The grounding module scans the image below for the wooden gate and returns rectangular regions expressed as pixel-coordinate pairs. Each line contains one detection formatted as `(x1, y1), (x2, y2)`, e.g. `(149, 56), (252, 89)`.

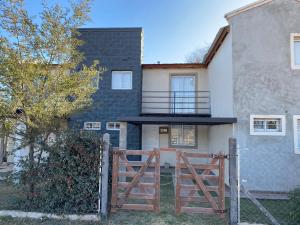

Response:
(175, 152), (226, 216)
(111, 148), (160, 213)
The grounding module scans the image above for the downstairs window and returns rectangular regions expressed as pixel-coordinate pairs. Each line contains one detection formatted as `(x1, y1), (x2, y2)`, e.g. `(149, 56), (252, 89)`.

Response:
(170, 125), (196, 147)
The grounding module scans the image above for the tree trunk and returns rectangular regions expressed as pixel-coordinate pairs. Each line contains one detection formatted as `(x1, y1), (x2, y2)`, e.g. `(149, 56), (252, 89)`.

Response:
(0, 137), (4, 165)
(28, 137), (35, 201)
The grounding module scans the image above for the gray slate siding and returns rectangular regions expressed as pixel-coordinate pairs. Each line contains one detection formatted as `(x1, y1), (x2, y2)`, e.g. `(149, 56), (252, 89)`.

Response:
(70, 28), (143, 150)
(230, 0), (300, 191)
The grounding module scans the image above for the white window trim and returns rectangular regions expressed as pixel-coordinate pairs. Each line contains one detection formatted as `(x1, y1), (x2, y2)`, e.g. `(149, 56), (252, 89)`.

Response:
(83, 122), (101, 131)
(293, 115), (300, 154)
(291, 33), (300, 70)
(111, 71), (133, 90)
(106, 122), (120, 131)
(250, 115), (286, 136)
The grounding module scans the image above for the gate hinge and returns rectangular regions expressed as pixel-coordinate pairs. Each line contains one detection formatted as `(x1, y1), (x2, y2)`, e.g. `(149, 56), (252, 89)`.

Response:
(214, 209), (227, 214)
(111, 204), (122, 209)
(113, 150), (125, 155)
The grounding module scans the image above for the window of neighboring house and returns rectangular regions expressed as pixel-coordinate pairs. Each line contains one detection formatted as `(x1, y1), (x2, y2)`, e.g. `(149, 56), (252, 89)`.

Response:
(250, 115), (286, 136)
(106, 122), (121, 131)
(170, 125), (196, 147)
(293, 115), (300, 154)
(291, 33), (300, 69)
(83, 122), (101, 130)
(112, 71), (132, 90)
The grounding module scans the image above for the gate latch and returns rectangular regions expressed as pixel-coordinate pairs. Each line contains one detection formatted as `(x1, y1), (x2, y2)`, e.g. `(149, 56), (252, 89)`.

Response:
(211, 153), (229, 159)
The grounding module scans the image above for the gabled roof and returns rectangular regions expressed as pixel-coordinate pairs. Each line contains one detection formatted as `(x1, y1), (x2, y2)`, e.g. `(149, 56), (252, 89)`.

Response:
(202, 26), (230, 66)
(225, 0), (273, 19)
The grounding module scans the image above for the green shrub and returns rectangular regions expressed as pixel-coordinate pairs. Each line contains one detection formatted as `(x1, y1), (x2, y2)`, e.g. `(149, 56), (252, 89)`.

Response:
(289, 187), (300, 224)
(19, 130), (103, 214)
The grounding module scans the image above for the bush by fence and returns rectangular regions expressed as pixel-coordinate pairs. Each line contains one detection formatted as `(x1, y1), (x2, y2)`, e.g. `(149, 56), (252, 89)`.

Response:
(15, 130), (103, 214)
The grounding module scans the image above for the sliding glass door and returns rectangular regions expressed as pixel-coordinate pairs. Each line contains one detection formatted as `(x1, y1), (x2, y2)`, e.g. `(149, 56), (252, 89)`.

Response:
(171, 75), (195, 114)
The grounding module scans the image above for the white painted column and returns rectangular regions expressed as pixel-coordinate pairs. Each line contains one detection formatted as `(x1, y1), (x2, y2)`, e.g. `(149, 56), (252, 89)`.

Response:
(119, 122), (127, 182)
(119, 122), (127, 149)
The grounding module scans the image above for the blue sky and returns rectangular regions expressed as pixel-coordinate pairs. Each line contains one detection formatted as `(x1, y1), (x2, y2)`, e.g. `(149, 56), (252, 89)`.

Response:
(25, 0), (255, 63)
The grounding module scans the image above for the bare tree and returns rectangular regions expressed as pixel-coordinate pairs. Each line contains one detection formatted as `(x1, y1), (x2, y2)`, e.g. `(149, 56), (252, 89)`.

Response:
(185, 43), (211, 63)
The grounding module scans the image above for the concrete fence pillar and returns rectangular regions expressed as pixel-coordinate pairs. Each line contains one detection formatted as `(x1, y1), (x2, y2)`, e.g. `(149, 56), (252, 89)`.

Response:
(229, 138), (239, 225)
(100, 133), (110, 217)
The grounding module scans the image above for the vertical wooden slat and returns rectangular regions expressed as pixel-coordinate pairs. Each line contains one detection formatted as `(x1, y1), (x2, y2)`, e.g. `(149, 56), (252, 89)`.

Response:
(110, 148), (120, 213)
(219, 155), (225, 217)
(175, 150), (181, 215)
(154, 148), (160, 213)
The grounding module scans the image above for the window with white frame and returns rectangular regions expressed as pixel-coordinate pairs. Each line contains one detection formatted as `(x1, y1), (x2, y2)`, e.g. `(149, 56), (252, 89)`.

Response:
(170, 125), (196, 147)
(106, 122), (121, 131)
(83, 122), (101, 130)
(293, 115), (300, 154)
(112, 71), (132, 90)
(291, 33), (300, 69)
(250, 115), (286, 136)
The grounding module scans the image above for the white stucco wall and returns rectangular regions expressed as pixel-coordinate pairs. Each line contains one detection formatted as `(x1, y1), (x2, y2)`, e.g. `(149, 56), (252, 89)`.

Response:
(142, 125), (209, 166)
(142, 68), (209, 114)
(208, 32), (234, 117)
(208, 124), (234, 184)
(230, 0), (300, 192)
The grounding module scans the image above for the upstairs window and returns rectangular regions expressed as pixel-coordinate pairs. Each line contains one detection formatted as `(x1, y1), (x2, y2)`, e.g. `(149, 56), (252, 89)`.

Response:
(291, 33), (300, 69)
(250, 115), (285, 136)
(83, 122), (101, 130)
(293, 116), (300, 154)
(170, 125), (196, 147)
(112, 71), (132, 90)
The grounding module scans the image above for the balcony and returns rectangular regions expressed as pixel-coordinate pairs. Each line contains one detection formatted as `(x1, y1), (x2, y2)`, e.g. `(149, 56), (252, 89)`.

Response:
(141, 91), (211, 116)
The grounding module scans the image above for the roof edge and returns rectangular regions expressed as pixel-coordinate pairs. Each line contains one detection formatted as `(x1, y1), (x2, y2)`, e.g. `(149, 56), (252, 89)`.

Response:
(77, 27), (143, 32)
(142, 63), (206, 69)
(225, 0), (273, 19)
(203, 26), (230, 66)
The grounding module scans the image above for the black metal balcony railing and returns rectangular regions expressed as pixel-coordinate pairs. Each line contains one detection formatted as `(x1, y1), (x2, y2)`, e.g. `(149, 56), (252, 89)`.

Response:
(141, 91), (210, 115)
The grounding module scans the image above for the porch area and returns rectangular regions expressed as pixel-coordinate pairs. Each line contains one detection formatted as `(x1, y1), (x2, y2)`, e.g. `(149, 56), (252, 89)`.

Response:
(117, 116), (237, 183)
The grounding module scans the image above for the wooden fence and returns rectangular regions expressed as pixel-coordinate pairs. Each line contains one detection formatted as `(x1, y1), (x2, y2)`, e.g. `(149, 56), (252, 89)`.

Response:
(175, 151), (226, 217)
(110, 147), (227, 217)
(110, 149), (160, 212)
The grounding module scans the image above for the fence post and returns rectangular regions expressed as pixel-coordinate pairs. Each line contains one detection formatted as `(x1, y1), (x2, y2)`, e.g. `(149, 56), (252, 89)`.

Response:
(100, 133), (110, 217)
(229, 138), (239, 225)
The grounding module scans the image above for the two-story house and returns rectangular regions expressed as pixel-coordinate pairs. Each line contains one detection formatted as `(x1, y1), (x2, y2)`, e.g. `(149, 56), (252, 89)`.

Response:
(4, 0), (300, 193)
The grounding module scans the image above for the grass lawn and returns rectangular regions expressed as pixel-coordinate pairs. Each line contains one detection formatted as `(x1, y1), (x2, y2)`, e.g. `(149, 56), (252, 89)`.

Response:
(240, 197), (296, 225)
(0, 172), (296, 225)
(0, 181), (25, 210)
(0, 173), (227, 225)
